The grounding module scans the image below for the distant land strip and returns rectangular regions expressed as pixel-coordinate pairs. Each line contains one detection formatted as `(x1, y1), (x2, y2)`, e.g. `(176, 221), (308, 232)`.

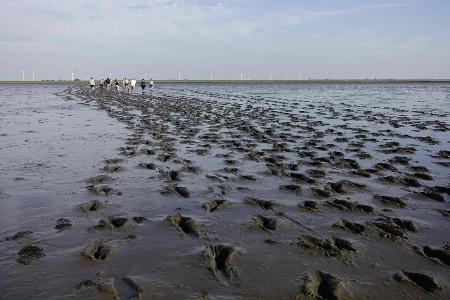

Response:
(1, 79), (450, 84)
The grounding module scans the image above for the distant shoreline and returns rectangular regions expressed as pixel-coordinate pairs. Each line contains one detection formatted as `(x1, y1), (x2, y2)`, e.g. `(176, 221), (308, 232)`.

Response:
(1, 79), (450, 84)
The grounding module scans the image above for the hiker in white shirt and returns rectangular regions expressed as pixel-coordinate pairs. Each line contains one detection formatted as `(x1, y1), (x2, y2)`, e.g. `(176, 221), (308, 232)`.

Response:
(130, 79), (136, 94)
(89, 77), (95, 91)
(124, 78), (130, 93)
(149, 79), (154, 90)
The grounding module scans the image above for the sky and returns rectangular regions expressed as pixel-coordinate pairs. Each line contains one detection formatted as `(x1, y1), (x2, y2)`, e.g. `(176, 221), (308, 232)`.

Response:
(1, 0), (449, 80)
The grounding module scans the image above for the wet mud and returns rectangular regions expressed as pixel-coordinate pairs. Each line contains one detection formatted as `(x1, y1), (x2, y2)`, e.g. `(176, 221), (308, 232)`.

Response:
(1, 83), (449, 299)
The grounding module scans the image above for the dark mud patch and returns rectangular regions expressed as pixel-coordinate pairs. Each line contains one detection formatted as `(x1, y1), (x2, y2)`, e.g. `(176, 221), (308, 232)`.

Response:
(202, 199), (230, 212)
(139, 162), (156, 170)
(94, 216), (131, 230)
(254, 215), (278, 231)
(86, 185), (122, 196)
(55, 218), (72, 231)
(161, 185), (191, 198)
(240, 174), (257, 181)
(104, 158), (124, 164)
(79, 200), (107, 212)
(393, 271), (442, 292)
(280, 184), (302, 194)
(167, 214), (200, 237)
(310, 187), (332, 198)
(17, 244), (44, 265)
(326, 199), (374, 213)
(132, 216), (148, 224)
(86, 175), (114, 184)
(175, 186), (190, 198)
(244, 196), (278, 210)
(370, 219), (413, 242)
(300, 200), (320, 210)
(5, 231), (33, 241)
(420, 187), (447, 202)
(374, 194), (406, 208)
(301, 271), (347, 300)
(204, 244), (240, 285)
(298, 234), (356, 260)
(328, 180), (366, 194)
(307, 169), (326, 178)
(289, 172), (316, 184)
(435, 150), (450, 159)
(83, 240), (112, 262)
(102, 164), (123, 173)
(160, 169), (182, 182)
(333, 219), (367, 234)
(414, 245), (450, 266)
(411, 172), (433, 181)
(76, 278), (120, 299)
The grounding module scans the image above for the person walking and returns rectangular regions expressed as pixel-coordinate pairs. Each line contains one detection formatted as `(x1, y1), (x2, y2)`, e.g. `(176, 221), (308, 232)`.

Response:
(105, 78), (111, 91)
(149, 79), (154, 90)
(140, 79), (146, 94)
(100, 78), (105, 90)
(124, 78), (130, 93)
(115, 79), (120, 92)
(130, 78), (136, 94)
(89, 77), (95, 91)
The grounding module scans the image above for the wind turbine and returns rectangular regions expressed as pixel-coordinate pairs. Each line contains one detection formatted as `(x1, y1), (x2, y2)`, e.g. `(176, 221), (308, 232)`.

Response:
(210, 72), (213, 80)
(32, 72), (35, 81)
(22, 70), (25, 81)
(178, 72), (181, 80)
(240, 72), (243, 80)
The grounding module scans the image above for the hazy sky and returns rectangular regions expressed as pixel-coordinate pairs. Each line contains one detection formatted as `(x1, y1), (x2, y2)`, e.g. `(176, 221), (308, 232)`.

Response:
(1, 0), (449, 80)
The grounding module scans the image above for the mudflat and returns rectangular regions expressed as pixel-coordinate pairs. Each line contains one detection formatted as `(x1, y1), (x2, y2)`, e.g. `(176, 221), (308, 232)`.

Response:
(0, 83), (449, 299)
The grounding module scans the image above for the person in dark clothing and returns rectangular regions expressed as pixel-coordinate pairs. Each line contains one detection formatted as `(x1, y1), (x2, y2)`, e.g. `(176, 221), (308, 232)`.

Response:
(140, 79), (146, 94)
(105, 78), (111, 91)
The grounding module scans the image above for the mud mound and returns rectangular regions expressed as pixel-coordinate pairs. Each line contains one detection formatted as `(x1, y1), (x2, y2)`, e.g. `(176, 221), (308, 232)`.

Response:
(280, 184), (302, 194)
(333, 219), (366, 234)
(300, 200), (320, 210)
(414, 245), (450, 266)
(79, 200), (107, 212)
(86, 185), (122, 196)
(302, 271), (347, 300)
(289, 172), (316, 184)
(5, 231), (32, 241)
(244, 196), (278, 210)
(204, 244), (239, 284)
(202, 199), (230, 212)
(17, 244), (45, 265)
(55, 218), (72, 231)
(298, 234), (356, 259)
(86, 175), (114, 184)
(374, 195), (406, 208)
(328, 180), (366, 193)
(393, 271), (441, 292)
(167, 214), (200, 237)
(83, 240), (112, 262)
(326, 199), (374, 213)
(254, 215), (278, 231)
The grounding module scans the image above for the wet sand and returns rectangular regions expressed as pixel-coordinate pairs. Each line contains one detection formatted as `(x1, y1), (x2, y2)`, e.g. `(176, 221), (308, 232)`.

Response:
(0, 83), (449, 299)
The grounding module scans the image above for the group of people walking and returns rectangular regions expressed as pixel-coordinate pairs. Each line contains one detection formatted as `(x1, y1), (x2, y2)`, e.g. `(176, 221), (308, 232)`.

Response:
(89, 77), (154, 94)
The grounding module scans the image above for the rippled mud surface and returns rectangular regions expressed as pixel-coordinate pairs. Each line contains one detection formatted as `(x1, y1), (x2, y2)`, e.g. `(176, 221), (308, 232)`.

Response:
(1, 83), (449, 299)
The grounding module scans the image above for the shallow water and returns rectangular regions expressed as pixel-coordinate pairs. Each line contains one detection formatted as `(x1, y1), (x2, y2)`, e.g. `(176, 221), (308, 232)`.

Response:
(0, 83), (449, 299)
